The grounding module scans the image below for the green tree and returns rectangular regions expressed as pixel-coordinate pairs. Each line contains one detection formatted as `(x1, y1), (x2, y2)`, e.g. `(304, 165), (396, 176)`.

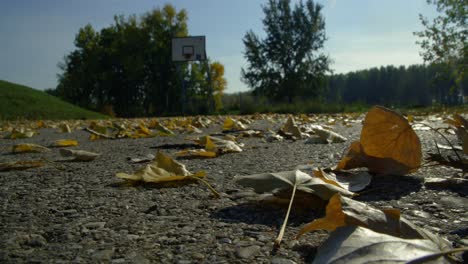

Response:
(55, 4), (203, 117)
(415, 0), (467, 89)
(241, 0), (330, 103)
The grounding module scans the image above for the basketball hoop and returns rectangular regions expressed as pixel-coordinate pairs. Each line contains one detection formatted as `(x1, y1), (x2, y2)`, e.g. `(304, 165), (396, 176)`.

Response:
(172, 36), (206, 62)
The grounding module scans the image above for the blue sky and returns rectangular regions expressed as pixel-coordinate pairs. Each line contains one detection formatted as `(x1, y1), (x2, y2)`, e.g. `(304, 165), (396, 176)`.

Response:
(0, 0), (437, 93)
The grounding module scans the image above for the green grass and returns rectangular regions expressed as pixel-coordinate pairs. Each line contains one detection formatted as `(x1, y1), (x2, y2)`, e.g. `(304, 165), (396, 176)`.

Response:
(0, 80), (107, 120)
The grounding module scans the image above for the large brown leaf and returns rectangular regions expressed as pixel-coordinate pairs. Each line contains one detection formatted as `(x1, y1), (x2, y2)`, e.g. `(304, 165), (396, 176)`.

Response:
(337, 106), (422, 175)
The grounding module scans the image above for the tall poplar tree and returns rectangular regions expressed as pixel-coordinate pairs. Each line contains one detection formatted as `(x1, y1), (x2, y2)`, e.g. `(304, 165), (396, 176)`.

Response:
(241, 0), (330, 103)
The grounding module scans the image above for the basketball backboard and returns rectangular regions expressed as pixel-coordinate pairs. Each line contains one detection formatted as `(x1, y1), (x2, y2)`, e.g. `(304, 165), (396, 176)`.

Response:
(172, 36), (206, 62)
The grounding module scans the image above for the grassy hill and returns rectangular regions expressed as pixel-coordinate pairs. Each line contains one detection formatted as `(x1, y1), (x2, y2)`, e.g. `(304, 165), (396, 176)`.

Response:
(0, 80), (107, 120)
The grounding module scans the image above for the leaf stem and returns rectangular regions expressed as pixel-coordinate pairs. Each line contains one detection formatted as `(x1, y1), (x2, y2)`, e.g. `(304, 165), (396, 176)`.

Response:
(274, 182), (297, 248)
(413, 122), (462, 162)
(189, 176), (221, 199)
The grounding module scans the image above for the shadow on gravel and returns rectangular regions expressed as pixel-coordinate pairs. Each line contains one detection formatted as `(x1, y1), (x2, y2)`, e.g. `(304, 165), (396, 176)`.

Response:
(425, 182), (468, 197)
(211, 203), (321, 227)
(151, 143), (199, 150)
(354, 174), (423, 202)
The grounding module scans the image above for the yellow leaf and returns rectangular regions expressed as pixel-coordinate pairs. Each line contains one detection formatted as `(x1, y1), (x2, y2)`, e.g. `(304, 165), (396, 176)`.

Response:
(407, 115), (414, 123)
(5, 129), (35, 139)
(60, 123), (72, 133)
(36, 121), (45, 129)
(205, 136), (217, 151)
(54, 139), (78, 147)
(223, 117), (235, 131)
(296, 194), (345, 237)
(117, 152), (197, 183)
(12, 143), (50, 153)
(175, 149), (217, 158)
(115, 152), (218, 197)
(138, 122), (153, 136)
(337, 106), (422, 175)
(0, 160), (45, 171)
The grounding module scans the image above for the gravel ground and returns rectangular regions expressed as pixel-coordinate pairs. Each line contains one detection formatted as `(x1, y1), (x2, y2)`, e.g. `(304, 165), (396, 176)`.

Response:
(0, 116), (467, 263)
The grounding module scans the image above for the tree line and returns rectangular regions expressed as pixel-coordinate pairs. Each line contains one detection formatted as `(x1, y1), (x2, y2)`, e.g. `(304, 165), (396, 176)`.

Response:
(326, 64), (467, 107)
(49, 4), (226, 117)
(50, 0), (465, 117)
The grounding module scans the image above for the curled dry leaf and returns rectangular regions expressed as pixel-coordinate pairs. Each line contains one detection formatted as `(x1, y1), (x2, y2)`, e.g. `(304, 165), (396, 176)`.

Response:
(117, 152), (204, 183)
(0, 160), (45, 171)
(53, 139), (79, 147)
(175, 149), (217, 159)
(313, 168), (371, 192)
(234, 170), (354, 201)
(312, 226), (451, 264)
(12, 143), (50, 153)
(59, 149), (100, 161)
(297, 193), (451, 251)
(279, 116), (303, 139)
(127, 154), (155, 163)
(152, 121), (175, 136)
(197, 136), (242, 154)
(312, 127), (347, 143)
(337, 106), (422, 175)
(223, 117), (247, 131)
(116, 152), (219, 197)
(59, 123), (72, 133)
(4, 129), (35, 139)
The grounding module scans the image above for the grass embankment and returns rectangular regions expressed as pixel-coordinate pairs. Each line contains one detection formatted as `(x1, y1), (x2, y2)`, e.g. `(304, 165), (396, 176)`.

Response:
(0, 80), (107, 120)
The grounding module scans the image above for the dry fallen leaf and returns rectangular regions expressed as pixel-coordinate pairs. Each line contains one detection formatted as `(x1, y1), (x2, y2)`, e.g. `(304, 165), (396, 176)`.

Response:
(446, 114), (468, 155)
(337, 106), (422, 175)
(235, 170), (354, 201)
(12, 143), (50, 153)
(312, 127), (347, 143)
(4, 129), (36, 139)
(0, 160), (45, 171)
(279, 116), (303, 139)
(223, 117), (247, 131)
(175, 149), (217, 159)
(53, 139), (79, 147)
(312, 226), (452, 264)
(197, 136), (242, 154)
(59, 149), (100, 161)
(297, 193), (451, 251)
(116, 152), (219, 197)
(59, 123), (72, 133)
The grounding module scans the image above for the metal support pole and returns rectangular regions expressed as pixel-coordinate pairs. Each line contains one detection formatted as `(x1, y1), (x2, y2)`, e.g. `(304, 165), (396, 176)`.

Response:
(204, 51), (215, 113)
(176, 63), (187, 115)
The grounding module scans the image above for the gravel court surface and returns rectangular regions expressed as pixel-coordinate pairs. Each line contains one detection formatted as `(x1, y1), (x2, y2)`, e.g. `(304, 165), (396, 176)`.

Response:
(0, 116), (467, 263)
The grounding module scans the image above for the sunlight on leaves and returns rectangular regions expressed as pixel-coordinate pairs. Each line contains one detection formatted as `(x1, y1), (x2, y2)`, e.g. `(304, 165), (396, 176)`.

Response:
(337, 106), (422, 175)
(53, 139), (79, 147)
(0, 160), (45, 171)
(116, 152), (219, 197)
(12, 143), (50, 153)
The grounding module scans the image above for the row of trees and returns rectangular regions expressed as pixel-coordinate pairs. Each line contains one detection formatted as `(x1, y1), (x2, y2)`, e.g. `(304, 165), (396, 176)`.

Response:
(51, 5), (226, 117)
(326, 64), (467, 107)
(240, 0), (466, 107)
